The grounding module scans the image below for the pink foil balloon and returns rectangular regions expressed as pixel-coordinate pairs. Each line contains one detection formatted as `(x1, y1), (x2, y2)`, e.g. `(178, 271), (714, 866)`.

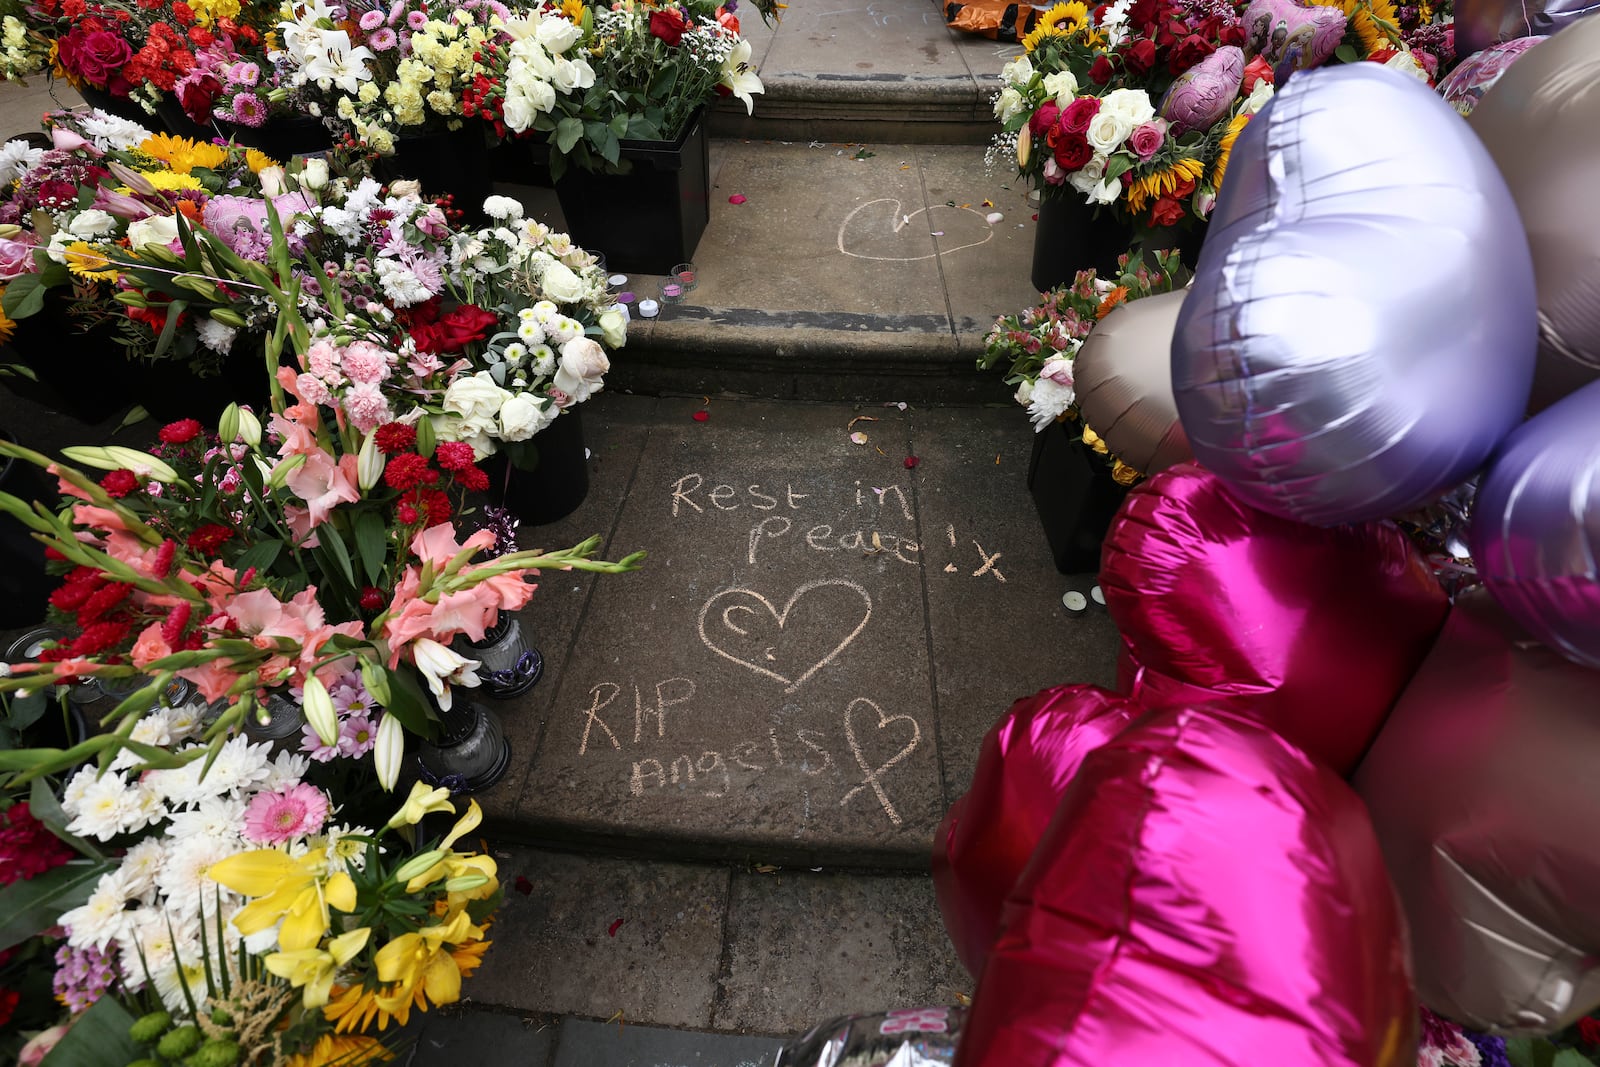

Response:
(933, 685), (1139, 978)
(1158, 45), (1245, 135)
(1242, 0), (1346, 69)
(1355, 588), (1600, 1033)
(1099, 463), (1449, 774)
(956, 706), (1418, 1067)
(1437, 37), (1547, 116)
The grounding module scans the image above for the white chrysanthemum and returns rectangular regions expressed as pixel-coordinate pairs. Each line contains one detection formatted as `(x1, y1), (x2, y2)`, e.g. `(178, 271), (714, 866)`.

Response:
(60, 765), (98, 817)
(375, 259), (432, 306)
(166, 794), (246, 842)
(0, 138), (43, 188)
(118, 838), (168, 900)
(195, 735), (273, 799)
(156, 834), (239, 914)
(152, 954), (214, 1013)
(109, 709), (177, 772)
(1026, 377), (1077, 431)
(79, 111), (155, 151)
(66, 773), (136, 841)
(119, 780), (168, 836)
(262, 748), (311, 791)
(61, 870), (138, 949)
(530, 344), (556, 379)
(549, 315), (583, 344)
(165, 702), (206, 743)
(482, 195), (524, 221)
(530, 299), (558, 325)
(196, 318), (239, 354)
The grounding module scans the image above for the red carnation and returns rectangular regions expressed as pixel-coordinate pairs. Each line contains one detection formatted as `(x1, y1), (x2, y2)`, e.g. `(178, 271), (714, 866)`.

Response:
(374, 422), (418, 455)
(649, 7), (688, 45)
(159, 418), (203, 444)
(1059, 95), (1101, 134)
(77, 580), (132, 625)
(100, 469), (139, 497)
(160, 602), (191, 646)
(433, 441), (476, 472)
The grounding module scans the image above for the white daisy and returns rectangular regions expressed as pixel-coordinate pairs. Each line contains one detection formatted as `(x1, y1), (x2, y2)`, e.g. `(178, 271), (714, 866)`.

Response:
(119, 838), (168, 900)
(59, 765), (98, 818)
(61, 869), (138, 949)
(156, 834), (240, 915)
(0, 138), (43, 188)
(66, 773), (136, 841)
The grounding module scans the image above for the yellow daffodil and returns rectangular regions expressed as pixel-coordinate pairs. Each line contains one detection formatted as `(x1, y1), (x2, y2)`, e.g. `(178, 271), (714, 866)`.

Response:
(386, 781), (454, 829)
(265, 927), (372, 1009)
(208, 847), (357, 952)
(373, 911), (483, 1017)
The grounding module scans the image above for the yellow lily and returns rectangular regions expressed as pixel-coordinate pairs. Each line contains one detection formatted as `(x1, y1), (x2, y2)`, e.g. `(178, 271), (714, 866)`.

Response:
(208, 847), (357, 952)
(399, 801), (489, 894)
(406, 852), (499, 908)
(264, 927), (372, 1009)
(373, 911), (483, 1012)
(386, 781), (454, 829)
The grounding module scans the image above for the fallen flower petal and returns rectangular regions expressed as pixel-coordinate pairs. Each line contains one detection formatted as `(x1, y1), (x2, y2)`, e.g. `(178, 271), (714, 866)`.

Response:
(693, 410), (710, 422)
(846, 415), (879, 430)
(728, 194), (748, 204)
(514, 876), (533, 895)
(850, 432), (868, 445)
(986, 212), (1004, 224)
(904, 456), (920, 469)
(608, 918), (625, 937)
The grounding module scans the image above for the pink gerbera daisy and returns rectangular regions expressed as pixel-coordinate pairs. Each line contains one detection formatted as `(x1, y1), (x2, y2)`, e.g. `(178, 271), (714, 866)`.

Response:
(242, 783), (330, 845)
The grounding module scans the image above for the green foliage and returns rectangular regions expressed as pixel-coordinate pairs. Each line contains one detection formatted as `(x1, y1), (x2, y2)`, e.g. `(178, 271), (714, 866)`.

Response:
(0, 859), (115, 953)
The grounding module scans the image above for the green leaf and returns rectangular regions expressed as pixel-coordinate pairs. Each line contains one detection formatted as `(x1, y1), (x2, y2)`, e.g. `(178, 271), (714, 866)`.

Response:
(0, 859), (115, 952)
(37, 992), (138, 1067)
(599, 129), (621, 167)
(232, 539), (283, 577)
(2, 273), (47, 320)
(152, 296), (188, 359)
(354, 509), (388, 586)
(28, 779), (103, 861)
(1551, 1051), (1595, 1067)
(5, 690), (47, 732)
(1105, 153), (1136, 182)
(608, 114), (628, 138)
(555, 116), (583, 154)
(1504, 1037), (1556, 1067)
(1335, 42), (1358, 62)
(415, 415), (436, 459)
(382, 669), (438, 739)
(319, 525), (357, 589)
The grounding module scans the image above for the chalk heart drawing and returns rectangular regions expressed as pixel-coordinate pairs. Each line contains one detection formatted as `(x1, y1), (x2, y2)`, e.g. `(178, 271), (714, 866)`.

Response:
(697, 579), (873, 693)
(841, 696), (921, 827)
(837, 198), (994, 262)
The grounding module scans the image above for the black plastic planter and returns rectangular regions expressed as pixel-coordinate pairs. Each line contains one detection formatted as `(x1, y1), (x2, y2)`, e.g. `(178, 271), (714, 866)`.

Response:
(1026, 419), (1132, 576)
(481, 407), (590, 526)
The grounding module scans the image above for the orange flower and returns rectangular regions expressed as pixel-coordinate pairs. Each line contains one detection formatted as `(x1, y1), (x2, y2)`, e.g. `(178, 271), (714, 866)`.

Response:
(1095, 286), (1129, 319)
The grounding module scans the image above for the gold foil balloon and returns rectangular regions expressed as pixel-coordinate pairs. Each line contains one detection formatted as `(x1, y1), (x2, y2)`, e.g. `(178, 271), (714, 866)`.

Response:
(1074, 288), (1193, 477)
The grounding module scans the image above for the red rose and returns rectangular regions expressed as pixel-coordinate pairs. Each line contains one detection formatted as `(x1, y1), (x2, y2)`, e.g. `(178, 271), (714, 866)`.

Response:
(1088, 54), (1116, 84)
(1058, 95), (1101, 134)
(649, 7), (688, 45)
(1241, 54), (1274, 92)
(1122, 38), (1157, 75)
(1149, 195), (1186, 228)
(1219, 22), (1247, 47)
(177, 73), (221, 123)
(437, 304), (498, 351)
(1029, 101), (1061, 138)
(1168, 33), (1215, 75)
(57, 26), (133, 88)
(1053, 131), (1093, 171)
(1580, 1017), (1600, 1046)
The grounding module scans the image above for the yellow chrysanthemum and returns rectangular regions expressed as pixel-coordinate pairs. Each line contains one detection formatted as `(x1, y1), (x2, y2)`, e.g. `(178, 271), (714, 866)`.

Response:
(1022, 0), (1089, 50)
(1307, 0), (1399, 55)
(285, 1034), (392, 1067)
(242, 148), (281, 174)
(559, 0), (585, 20)
(128, 170), (206, 193)
(1123, 156), (1206, 214)
(63, 242), (118, 282)
(1210, 112), (1252, 189)
(138, 133), (228, 175)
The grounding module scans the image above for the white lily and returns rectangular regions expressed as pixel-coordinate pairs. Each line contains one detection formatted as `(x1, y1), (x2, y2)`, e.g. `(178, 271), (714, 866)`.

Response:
(302, 675), (340, 747)
(303, 30), (375, 95)
(719, 39), (763, 115)
(411, 638), (481, 712)
(373, 713), (404, 792)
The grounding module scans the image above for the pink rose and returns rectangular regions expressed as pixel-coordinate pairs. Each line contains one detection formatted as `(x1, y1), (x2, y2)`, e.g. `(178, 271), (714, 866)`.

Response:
(1128, 119), (1167, 162)
(1042, 157), (1067, 186)
(0, 234), (37, 280)
(1059, 95), (1101, 135)
(131, 623), (173, 669)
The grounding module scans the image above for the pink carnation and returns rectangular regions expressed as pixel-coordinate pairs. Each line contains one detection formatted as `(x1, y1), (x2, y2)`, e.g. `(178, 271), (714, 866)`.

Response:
(306, 339), (343, 383)
(295, 372), (333, 406)
(242, 783), (330, 844)
(340, 341), (392, 385)
(341, 381), (392, 434)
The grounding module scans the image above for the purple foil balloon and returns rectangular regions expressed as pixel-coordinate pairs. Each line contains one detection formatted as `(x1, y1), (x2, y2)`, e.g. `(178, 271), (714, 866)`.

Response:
(1470, 378), (1600, 669)
(1437, 37), (1546, 116)
(956, 705), (1418, 1067)
(1158, 45), (1245, 135)
(1354, 588), (1600, 1032)
(1456, 0), (1599, 54)
(1243, 0), (1347, 69)
(1172, 64), (1538, 526)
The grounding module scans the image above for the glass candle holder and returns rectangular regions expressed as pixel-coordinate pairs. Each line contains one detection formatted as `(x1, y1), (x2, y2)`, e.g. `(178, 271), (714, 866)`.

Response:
(669, 263), (698, 292)
(659, 279), (686, 305)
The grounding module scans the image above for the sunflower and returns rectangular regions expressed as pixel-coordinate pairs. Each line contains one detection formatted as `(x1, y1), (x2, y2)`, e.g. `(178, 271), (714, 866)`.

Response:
(243, 148), (281, 174)
(1307, 0), (1400, 55)
(1210, 112), (1252, 189)
(1123, 156), (1206, 214)
(285, 1034), (392, 1066)
(138, 133), (228, 175)
(1022, 1), (1089, 50)
(63, 242), (119, 282)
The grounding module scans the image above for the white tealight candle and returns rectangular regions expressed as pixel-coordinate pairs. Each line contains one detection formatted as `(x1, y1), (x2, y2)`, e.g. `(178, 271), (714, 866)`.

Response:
(638, 299), (660, 318)
(1062, 591), (1088, 614)
(608, 273), (628, 288)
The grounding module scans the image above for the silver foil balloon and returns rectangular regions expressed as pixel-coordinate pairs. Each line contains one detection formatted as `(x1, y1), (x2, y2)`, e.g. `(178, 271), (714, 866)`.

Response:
(1470, 378), (1600, 669)
(1456, 0), (1599, 55)
(1353, 588), (1600, 1033)
(1074, 288), (1193, 477)
(1172, 64), (1538, 526)
(1469, 17), (1600, 410)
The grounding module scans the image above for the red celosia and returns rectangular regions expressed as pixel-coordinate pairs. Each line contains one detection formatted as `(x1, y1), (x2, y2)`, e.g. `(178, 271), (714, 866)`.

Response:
(76, 580), (133, 625)
(160, 602), (192, 647)
(151, 538), (177, 577)
(186, 523), (234, 554)
(0, 803), (74, 887)
(453, 465), (489, 493)
(373, 422), (417, 455)
(68, 620), (131, 657)
(383, 453), (436, 491)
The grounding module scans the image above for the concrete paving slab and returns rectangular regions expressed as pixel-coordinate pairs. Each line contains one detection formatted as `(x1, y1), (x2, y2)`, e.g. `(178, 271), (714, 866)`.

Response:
(759, 0), (972, 84)
(515, 398), (949, 866)
(714, 870), (967, 1034)
(466, 846), (731, 1028)
(906, 405), (1121, 797)
(552, 1019), (782, 1067)
(479, 395), (660, 826)
(409, 1009), (557, 1067)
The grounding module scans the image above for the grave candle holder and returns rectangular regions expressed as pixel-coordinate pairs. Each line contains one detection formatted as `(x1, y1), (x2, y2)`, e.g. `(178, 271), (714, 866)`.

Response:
(454, 614), (543, 699)
(417, 698), (511, 795)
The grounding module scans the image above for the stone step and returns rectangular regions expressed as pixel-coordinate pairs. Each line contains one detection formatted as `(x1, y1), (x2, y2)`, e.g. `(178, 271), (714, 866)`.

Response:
(475, 393), (1120, 872)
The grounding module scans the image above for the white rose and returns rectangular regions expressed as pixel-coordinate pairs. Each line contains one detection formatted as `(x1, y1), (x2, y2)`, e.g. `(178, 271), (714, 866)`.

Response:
(498, 392), (556, 442)
(502, 94), (536, 132)
(126, 214), (180, 252)
(540, 260), (586, 303)
(1014, 380), (1034, 406)
(534, 15), (581, 54)
(599, 309), (626, 350)
(999, 55), (1033, 88)
(1042, 71), (1079, 106)
(551, 56), (594, 93)
(519, 79), (556, 115)
(993, 86), (1026, 123)
(552, 336), (609, 403)
(442, 370), (511, 422)
(258, 165), (289, 197)
(1085, 110), (1133, 155)
(1242, 80), (1274, 114)
(1067, 153), (1108, 193)
(295, 157), (329, 190)
(67, 209), (115, 238)
(510, 39), (557, 80)
(1100, 87), (1155, 126)
(1087, 174), (1123, 205)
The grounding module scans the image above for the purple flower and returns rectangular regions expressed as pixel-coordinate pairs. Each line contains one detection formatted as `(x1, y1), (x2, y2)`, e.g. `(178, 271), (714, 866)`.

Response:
(1465, 1032), (1509, 1067)
(53, 943), (117, 1013)
(339, 712), (378, 757)
(300, 719), (342, 761)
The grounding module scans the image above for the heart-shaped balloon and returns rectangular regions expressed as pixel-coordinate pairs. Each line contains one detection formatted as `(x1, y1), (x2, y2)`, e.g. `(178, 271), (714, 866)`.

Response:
(1242, 0), (1346, 69)
(955, 705), (1418, 1066)
(1099, 463), (1449, 774)
(1437, 37), (1546, 117)
(1471, 378), (1600, 669)
(1073, 288), (1193, 478)
(1158, 45), (1245, 135)
(1353, 588), (1600, 1033)
(1469, 17), (1600, 410)
(1173, 64), (1538, 526)
(933, 685), (1139, 977)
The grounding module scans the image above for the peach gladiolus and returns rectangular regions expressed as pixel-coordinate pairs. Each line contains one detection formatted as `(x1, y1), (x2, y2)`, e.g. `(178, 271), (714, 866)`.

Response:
(411, 524), (496, 566)
(130, 624), (173, 669)
(285, 451), (360, 526)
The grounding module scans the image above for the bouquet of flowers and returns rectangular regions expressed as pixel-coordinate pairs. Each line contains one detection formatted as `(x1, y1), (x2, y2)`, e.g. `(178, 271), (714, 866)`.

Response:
(979, 250), (1181, 481)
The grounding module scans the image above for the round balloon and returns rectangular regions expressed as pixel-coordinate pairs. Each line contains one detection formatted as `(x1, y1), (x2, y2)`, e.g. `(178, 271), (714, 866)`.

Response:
(1073, 288), (1194, 477)
(956, 706), (1418, 1067)
(1470, 17), (1600, 410)
(1438, 37), (1546, 116)
(1470, 378), (1600, 669)
(1353, 588), (1600, 1033)
(1456, 0), (1598, 54)
(1099, 463), (1449, 775)
(1173, 64), (1538, 526)
(933, 685), (1139, 978)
